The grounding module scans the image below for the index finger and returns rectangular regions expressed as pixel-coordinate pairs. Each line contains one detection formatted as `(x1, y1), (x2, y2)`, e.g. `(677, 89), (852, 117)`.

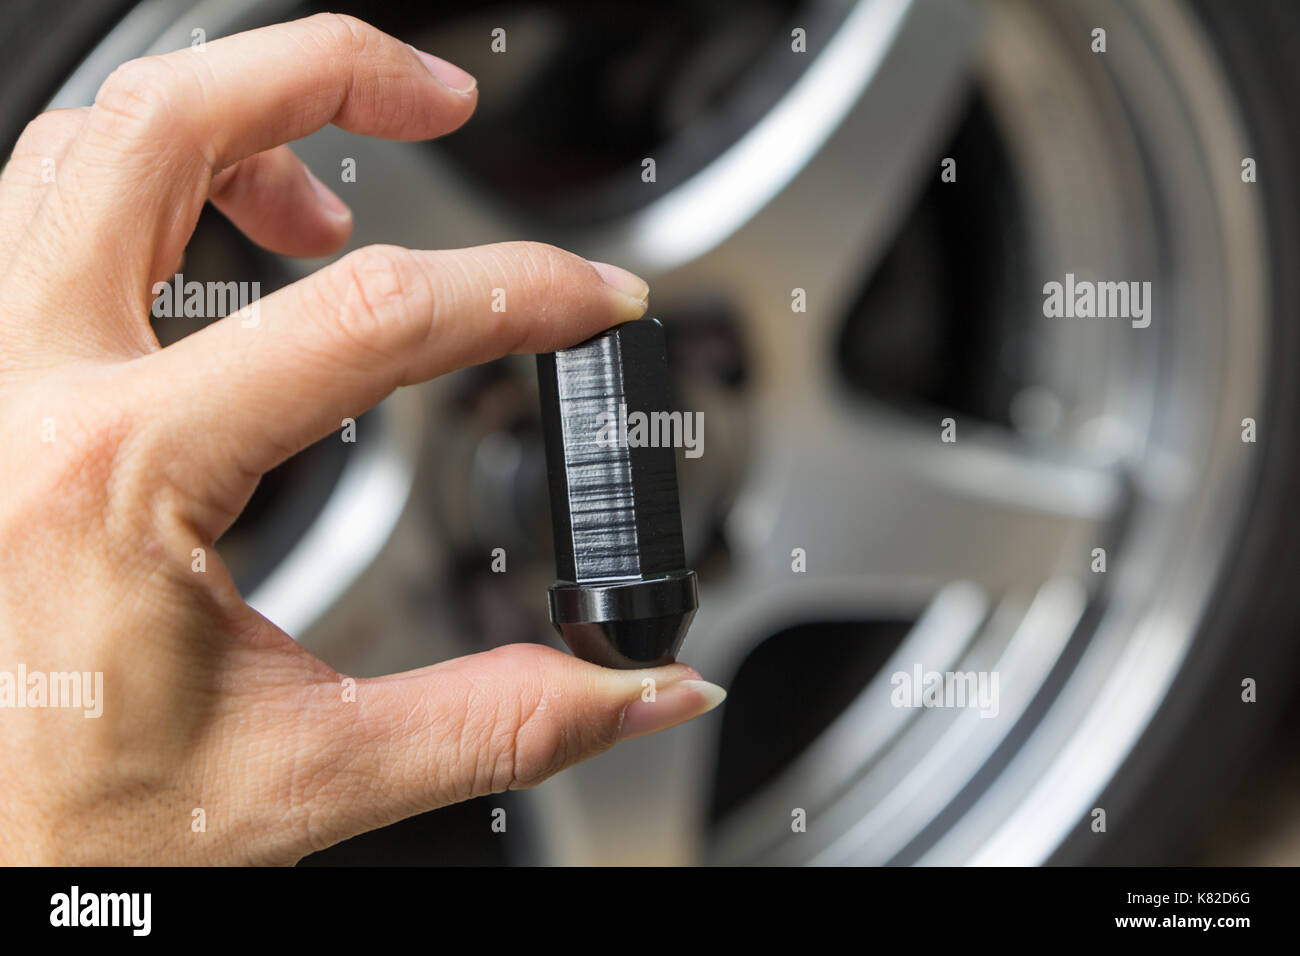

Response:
(91, 12), (477, 172)
(3, 14), (477, 344)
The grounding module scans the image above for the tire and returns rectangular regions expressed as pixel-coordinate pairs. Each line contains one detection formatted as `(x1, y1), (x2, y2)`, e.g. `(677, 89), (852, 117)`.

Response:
(1054, 0), (1300, 865)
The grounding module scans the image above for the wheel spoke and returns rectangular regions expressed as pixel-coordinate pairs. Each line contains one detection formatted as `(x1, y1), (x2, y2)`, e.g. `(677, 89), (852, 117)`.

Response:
(579, 0), (982, 283)
(678, 392), (1125, 678)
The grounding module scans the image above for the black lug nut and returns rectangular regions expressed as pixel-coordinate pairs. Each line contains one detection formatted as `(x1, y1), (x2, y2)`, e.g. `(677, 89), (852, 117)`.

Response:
(536, 317), (699, 669)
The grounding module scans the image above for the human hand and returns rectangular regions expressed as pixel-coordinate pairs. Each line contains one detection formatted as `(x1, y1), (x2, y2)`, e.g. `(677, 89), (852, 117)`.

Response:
(0, 13), (725, 865)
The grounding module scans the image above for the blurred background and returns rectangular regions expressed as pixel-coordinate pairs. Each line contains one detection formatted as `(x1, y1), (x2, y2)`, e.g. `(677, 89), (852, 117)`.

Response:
(5, 0), (1299, 864)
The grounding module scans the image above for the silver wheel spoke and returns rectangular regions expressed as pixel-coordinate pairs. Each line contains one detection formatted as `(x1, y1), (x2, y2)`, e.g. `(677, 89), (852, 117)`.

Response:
(682, 399), (1125, 677)
(579, 0), (982, 282)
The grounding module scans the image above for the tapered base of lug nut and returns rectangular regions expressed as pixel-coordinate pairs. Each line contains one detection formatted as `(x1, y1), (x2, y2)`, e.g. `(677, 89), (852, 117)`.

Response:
(548, 570), (698, 669)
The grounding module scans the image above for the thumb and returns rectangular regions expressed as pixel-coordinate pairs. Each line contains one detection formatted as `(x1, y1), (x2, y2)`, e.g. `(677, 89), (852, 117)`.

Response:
(286, 644), (725, 856)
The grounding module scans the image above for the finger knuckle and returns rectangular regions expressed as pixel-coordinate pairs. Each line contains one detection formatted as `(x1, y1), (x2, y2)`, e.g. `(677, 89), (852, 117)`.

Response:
(484, 241), (580, 351)
(508, 241), (573, 298)
(6, 394), (137, 539)
(325, 244), (423, 356)
(301, 12), (370, 58)
(12, 111), (82, 156)
(14, 114), (55, 146)
(461, 646), (605, 796)
(94, 57), (184, 131)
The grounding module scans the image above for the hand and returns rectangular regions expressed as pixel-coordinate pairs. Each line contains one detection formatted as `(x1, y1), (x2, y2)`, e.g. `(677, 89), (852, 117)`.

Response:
(0, 13), (725, 865)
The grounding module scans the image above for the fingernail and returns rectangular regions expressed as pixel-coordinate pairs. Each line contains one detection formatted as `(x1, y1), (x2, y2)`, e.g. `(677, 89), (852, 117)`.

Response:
(587, 260), (650, 313)
(410, 46), (477, 95)
(304, 167), (351, 221)
(618, 679), (727, 741)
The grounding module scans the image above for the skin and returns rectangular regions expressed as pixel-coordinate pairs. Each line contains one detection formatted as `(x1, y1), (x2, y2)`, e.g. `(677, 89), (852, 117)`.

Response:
(0, 13), (725, 865)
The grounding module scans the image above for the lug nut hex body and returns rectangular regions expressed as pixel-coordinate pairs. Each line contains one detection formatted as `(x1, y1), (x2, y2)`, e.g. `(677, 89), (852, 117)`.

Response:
(536, 318), (699, 669)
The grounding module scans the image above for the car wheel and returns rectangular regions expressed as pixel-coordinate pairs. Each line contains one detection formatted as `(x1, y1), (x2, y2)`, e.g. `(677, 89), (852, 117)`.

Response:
(7, 0), (1299, 865)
